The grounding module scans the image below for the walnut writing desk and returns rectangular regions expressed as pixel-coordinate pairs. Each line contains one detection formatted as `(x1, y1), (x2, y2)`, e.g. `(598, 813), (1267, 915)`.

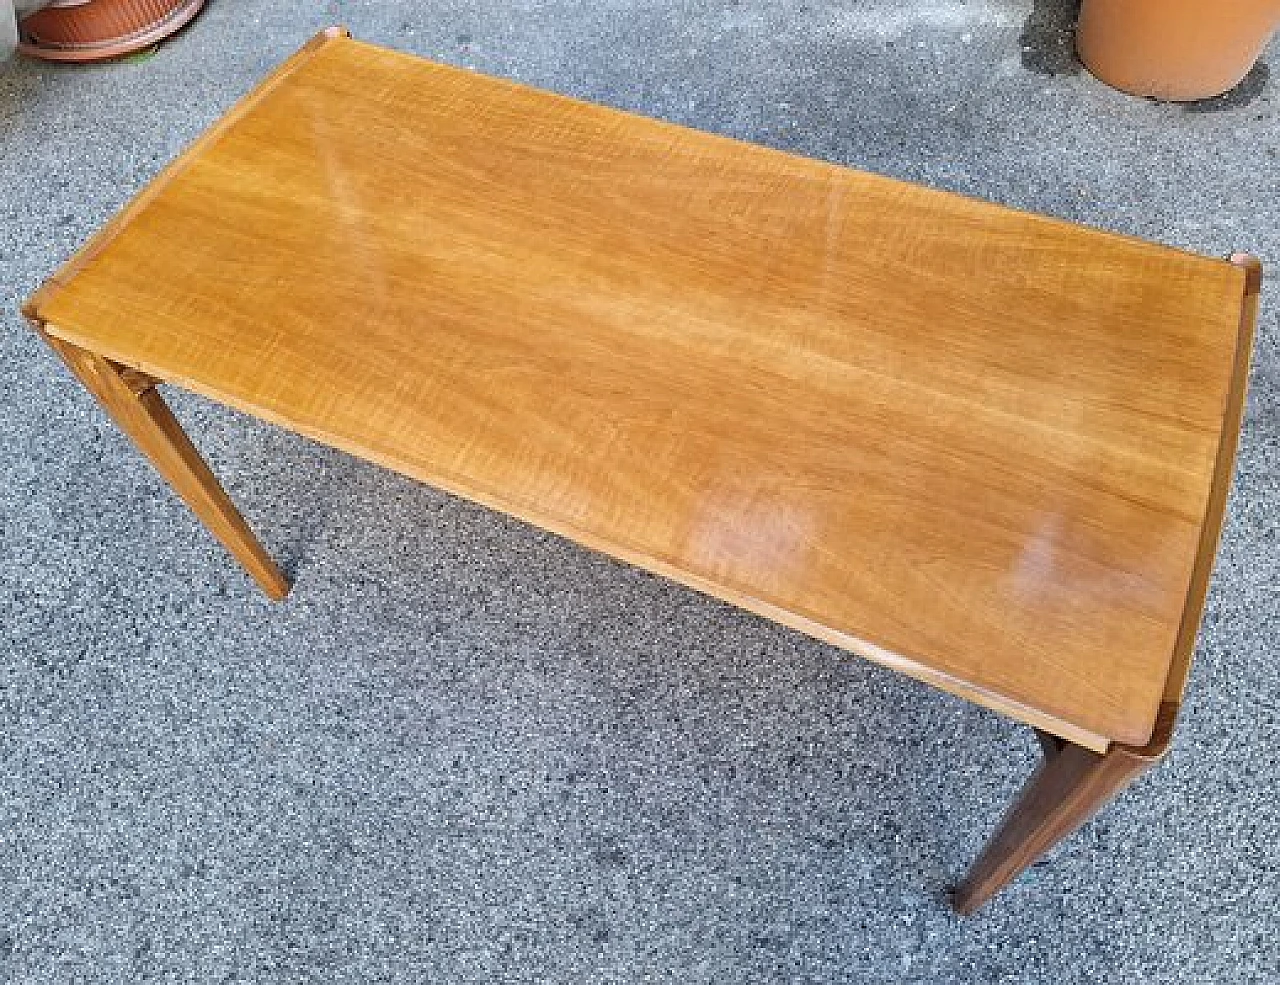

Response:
(24, 29), (1260, 912)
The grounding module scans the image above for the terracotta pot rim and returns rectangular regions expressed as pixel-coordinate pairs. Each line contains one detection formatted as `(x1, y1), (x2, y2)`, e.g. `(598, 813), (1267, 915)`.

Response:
(18, 0), (208, 63)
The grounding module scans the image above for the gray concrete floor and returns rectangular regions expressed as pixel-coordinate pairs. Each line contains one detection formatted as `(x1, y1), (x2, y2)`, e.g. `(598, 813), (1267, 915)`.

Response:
(2, 1), (1278, 981)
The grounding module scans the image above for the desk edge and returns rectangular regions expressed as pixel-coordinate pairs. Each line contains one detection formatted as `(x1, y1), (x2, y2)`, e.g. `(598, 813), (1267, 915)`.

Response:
(1137, 254), (1262, 754)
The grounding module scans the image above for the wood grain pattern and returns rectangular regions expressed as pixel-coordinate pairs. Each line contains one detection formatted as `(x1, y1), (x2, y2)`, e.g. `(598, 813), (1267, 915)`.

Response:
(24, 31), (1256, 749)
(1161, 253), (1261, 706)
(41, 333), (290, 601)
(951, 701), (1177, 915)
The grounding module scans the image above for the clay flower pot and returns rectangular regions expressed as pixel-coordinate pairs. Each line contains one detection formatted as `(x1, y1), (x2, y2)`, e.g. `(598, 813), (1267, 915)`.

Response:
(1077, 0), (1280, 101)
(18, 0), (206, 62)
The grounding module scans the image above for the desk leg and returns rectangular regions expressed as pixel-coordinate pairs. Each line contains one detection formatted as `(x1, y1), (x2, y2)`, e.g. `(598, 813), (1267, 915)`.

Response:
(43, 334), (290, 601)
(952, 703), (1175, 914)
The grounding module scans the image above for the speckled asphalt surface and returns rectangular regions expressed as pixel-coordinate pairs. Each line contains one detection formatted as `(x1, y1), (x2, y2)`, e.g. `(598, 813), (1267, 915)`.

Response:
(1, 1), (1278, 981)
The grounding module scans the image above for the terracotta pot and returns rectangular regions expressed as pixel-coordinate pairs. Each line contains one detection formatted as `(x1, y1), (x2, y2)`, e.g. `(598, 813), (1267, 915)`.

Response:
(18, 0), (205, 62)
(1077, 0), (1280, 101)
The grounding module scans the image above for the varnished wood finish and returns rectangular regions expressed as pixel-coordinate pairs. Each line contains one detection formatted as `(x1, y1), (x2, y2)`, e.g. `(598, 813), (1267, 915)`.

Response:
(955, 253), (1260, 913)
(1162, 253), (1262, 706)
(953, 702), (1177, 915)
(40, 333), (289, 601)
(24, 31), (1257, 752)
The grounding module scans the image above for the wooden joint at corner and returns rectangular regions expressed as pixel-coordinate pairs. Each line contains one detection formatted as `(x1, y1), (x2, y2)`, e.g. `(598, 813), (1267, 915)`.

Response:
(117, 366), (161, 396)
(1229, 253), (1263, 297)
(1111, 700), (1180, 764)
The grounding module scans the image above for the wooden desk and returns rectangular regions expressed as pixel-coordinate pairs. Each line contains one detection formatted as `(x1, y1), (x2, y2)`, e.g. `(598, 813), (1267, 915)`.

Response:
(24, 28), (1259, 912)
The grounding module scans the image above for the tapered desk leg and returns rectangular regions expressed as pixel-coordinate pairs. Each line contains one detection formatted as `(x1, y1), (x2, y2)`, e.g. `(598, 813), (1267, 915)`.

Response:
(952, 703), (1176, 915)
(42, 334), (290, 601)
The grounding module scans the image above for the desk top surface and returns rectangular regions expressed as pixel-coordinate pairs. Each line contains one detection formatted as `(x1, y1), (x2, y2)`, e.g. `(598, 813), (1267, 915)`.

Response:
(28, 30), (1256, 750)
